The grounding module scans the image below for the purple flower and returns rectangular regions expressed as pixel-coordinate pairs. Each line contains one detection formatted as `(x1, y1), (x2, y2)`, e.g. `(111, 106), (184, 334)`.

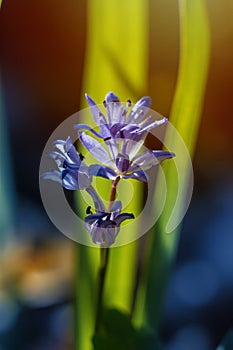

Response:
(85, 187), (134, 247)
(42, 136), (92, 190)
(75, 92), (168, 160)
(74, 92), (175, 183)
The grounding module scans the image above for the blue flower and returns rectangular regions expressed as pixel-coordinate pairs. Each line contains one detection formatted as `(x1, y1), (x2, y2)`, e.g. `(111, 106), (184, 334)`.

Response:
(75, 92), (168, 161)
(73, 92), (175, 183)
(42, 136), (92, 190)
(85, 187), (134, 247)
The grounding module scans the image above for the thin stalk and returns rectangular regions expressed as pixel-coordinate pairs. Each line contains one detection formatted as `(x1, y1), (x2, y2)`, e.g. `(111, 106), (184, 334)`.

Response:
(95, 247), (109, 332)
(95, 176), (121, 332)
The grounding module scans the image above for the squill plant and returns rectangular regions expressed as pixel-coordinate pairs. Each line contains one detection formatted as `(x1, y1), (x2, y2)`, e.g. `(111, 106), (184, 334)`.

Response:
(43, 93), (175, 345)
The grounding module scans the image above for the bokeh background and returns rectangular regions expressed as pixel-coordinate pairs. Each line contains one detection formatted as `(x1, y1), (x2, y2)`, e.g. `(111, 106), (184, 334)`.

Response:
(0, 0), (233, 349)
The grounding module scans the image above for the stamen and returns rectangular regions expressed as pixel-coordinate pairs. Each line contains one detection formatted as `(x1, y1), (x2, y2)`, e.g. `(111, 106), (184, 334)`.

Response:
(127, 99), (132, 106)
(79, 153), (85, 161)
(103, 100), (107, 107)
(86, 206), (93, 214)
(104, 136), (111, 141)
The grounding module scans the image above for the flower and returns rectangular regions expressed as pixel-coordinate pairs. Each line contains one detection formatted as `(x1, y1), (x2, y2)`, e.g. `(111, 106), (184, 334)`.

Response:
(75, 92), (168, 160)
(85, 187), (134, 247)
(42, 136), (92, 190)
(74, 92), (175, 183)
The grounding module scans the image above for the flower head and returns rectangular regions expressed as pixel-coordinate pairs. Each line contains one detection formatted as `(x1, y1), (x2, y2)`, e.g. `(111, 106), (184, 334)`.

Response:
(85, 187), (134, 247)
(42, 136), (92, 190)
(75, 92), (167, 158)
(74, 92), (175, 183)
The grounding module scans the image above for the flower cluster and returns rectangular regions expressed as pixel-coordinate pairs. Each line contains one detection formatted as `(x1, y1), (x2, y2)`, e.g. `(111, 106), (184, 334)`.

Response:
(43, 92), (175, 247)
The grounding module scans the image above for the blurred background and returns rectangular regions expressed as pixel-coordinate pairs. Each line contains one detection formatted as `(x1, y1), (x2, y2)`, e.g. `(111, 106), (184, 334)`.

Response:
(0, 0), (233, 349)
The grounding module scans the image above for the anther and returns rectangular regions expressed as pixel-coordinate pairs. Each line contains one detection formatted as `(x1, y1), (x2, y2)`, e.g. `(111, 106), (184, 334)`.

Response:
(79, 153), (85, 161)
(86, 206), (93, 214)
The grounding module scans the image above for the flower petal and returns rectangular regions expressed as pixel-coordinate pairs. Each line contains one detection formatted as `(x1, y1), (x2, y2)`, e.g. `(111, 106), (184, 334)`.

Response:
(127, 96), (151, 124)
(62, 168), (91, 190)
(121, 138), (144, 159)
(86, 186), (105, 212)
(79, 132), (113, 165)
(105, 92), (120, 103)
(110, 200), (122, 214)
(123, 170), (148, 183)
(74, 123), (102, 138)
(115, 213), (134, 226)
(130, 150), (175, 172)
(53, 137), (81, 165)
(88, 164), (117, 180)
(90, 225), (117, 247)
(85, 93), (104, 124)
(84, 213), (107, 226)
(152, 150), (175, 162)
(42, 170), (62, 184)
(137, 117), (168, 134)
(116, 153), (130, 172)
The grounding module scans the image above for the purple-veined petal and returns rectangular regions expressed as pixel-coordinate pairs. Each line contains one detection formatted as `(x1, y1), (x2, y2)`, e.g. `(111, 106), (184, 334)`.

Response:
(127, 96), (151, 124)
(99, 117), (111, 140)
(74, 123), (102, 138)
(84, 213), (107, 226)
(86, 186), (105, 212)
(152, 150), (175, 162)
(53, 139), (66, 153)
(42, 170), (62, 184)
(114, 213), (134, 226)
(85, 93), (104, 124)
(79, 132), (113, 165)
(53, 136), (72, 154)
(123, 170), (148, 183)
(90, 225), (117, 247)
(110, 200), (122, 214)
(116, 153), (130, 172)
(106, 102), (124, 125)
(130, 150), (160, 171)
(105, 138), (119, 161)
(105, 92), (120, 103)
(138, 115), (154, 129)
(62, 168), (91, 190)
(88, 164), (117, 180)
(53, 137), (81, 165)
(134, 96), (151, 108)
(137, 117), (168, 134)
(130, 150), (175, 172)
(121, 138), (144, 159)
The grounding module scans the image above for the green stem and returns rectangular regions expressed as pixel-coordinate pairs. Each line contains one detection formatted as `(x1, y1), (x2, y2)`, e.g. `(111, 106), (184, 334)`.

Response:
(95, 176), (121, 332)
(95, 247), (109, 332)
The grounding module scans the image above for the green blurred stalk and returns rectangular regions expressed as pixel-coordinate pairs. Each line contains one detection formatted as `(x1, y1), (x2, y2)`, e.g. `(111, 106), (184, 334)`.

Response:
(133, 0), (210, 331)
(75, 1), (149, 349)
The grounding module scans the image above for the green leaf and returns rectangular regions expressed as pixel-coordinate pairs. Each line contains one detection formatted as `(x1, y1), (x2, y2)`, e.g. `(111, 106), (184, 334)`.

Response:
(92, 309), (161, 350)
(133, 0), (210, 330)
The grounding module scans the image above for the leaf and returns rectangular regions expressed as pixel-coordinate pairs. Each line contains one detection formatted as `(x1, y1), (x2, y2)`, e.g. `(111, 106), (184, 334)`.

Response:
(133, 0), (210, 330)
(92, 309), (161, 350)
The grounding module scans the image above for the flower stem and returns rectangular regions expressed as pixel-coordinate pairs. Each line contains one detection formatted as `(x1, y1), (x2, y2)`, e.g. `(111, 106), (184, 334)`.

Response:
(95, 176), (121, 332)
(95, 247), (109, 332)
(108, 176), (120, 211)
